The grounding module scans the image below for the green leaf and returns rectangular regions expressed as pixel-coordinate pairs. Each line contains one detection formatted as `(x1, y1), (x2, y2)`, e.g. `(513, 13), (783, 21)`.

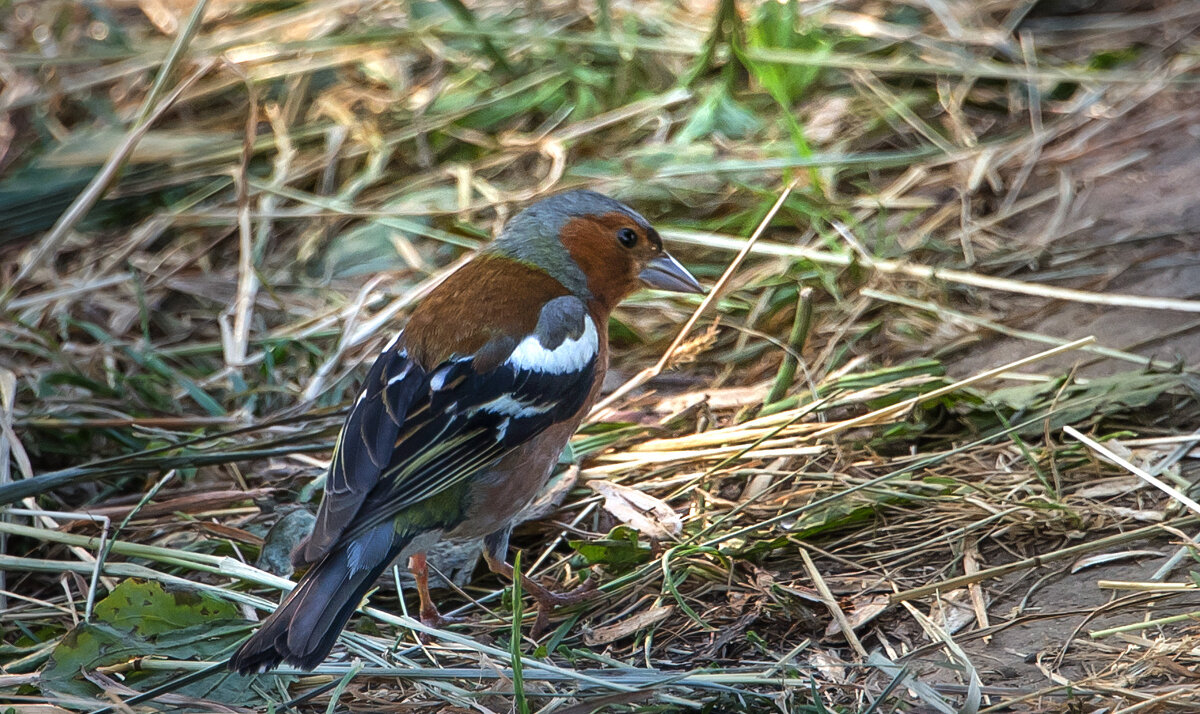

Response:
(91, 578), (237, 635)
(41, 579), (259, 702)
(315, 221), (415, 279)
(675, 85), (762, 143)
(510, 552), (529, 714)
(569, 525), (653, 572)
(828, 359), (945, 391)
(982, 370), (1200, 435)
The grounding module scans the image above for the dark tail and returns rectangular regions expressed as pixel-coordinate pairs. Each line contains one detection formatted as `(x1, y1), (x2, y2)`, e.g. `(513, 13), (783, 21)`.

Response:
(229, 525), (406, 674)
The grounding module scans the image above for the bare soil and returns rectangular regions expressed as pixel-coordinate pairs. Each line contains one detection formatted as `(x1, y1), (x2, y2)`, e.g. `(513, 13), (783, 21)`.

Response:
(950, 90), (1200, 378)
(927, 86), (1200, 706)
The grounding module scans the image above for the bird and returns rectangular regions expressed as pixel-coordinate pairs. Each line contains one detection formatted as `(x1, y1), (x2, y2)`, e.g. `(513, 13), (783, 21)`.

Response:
(229, 189), (703, 674)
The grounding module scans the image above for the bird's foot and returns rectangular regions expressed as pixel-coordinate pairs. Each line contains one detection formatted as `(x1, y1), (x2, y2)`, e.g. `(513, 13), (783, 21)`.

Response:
(528, 577), (597, 608)
(482, 551), (599, 635)
(419, 603), (466, 630)
(523, 578), (598, 636)
(413, 605), (466, 644)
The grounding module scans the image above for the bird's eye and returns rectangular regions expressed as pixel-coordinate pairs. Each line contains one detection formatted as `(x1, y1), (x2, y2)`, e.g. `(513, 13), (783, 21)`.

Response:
(617, 228), (638, 248)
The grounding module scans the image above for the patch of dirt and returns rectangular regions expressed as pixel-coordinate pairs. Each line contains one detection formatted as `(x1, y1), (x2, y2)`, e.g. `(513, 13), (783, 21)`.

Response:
(947, 89), (1200, 378)
(918, 75), (1200, 705)
(953, 550), (1200, 696)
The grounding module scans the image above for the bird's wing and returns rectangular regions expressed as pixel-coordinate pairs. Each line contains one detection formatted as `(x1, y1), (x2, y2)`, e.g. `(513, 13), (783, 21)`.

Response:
(297, 332), (426, 564)
(299, 296), (597, 562)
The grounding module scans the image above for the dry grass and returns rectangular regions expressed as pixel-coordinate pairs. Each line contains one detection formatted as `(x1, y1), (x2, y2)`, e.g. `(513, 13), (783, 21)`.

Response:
(3, 1), (1200, 712)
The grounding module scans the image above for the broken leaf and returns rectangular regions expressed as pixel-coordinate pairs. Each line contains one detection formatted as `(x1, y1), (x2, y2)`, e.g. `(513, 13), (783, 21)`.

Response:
(589, 479), (682, 540)
(41, 579), (260, 702)
(1071, 550), (1164, 573)
(570, 526), (653, 572)
(824, 594), (889, 636)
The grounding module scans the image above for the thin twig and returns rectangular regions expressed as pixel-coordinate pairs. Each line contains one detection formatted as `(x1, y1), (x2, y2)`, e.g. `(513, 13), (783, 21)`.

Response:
(1064, 426), (1200, 517)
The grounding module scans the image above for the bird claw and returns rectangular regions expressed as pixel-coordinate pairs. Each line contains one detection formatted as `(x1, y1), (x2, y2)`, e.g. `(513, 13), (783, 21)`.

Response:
(414, 608), (466, 644)
(533, 577), (597, 608)
(526, 578), (598, 637)
(419, 606), (466, 629)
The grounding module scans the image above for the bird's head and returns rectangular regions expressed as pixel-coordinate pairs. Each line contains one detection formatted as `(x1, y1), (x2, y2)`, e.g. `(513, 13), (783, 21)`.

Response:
(491, 189), (704, 313)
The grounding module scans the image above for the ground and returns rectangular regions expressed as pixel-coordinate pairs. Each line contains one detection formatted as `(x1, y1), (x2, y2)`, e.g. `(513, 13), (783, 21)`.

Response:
(904, 84), (1200, 705)
(3, 1), (1200, 713)
(950, 91), (1200, 378)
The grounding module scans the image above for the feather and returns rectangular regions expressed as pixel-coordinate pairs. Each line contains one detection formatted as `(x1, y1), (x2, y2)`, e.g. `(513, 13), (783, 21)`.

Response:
(298, 294), (597, 562)
(338, 297), (597, 541)
(295, 338), (424, 566)
(230, 524), (408, 673)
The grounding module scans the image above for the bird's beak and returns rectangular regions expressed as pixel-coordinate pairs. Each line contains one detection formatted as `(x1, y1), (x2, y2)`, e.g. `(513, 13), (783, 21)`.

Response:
(639, 252), (704, 294)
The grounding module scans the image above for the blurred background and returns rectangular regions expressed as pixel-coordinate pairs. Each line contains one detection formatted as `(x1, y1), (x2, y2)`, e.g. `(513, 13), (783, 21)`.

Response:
(3, 1), (1200, 712)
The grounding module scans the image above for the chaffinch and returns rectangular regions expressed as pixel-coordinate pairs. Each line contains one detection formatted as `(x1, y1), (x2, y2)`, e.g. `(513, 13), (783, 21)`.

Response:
(230, 189), (703, 673)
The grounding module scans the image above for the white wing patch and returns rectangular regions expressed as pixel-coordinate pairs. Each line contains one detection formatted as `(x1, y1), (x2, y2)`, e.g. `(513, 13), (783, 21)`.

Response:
(429, 366), (453, 391)
(477, 394), (554, 418)
(429, 356), (472, 391)
(507, 316), (598, 374)
(387, 362), (412, 385)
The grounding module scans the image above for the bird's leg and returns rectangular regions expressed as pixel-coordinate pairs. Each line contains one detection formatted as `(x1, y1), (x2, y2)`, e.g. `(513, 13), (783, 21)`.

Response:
(408, 552), (462, 629)
(481, 548), (596, 635)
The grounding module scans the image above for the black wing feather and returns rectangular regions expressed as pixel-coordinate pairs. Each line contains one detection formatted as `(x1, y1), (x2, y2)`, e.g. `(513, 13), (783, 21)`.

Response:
(304, 296), (597, 557)
(297, 339), (426, 565)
